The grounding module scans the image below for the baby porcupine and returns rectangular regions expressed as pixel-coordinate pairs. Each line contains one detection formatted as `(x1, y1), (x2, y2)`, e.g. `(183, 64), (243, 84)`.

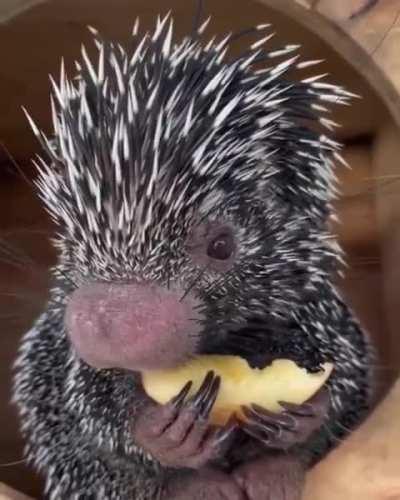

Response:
(13, 12), (374, 500)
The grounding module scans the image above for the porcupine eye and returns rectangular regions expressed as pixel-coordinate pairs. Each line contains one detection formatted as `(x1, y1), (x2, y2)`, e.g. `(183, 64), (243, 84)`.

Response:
(207, 232), (235, 260)
(186, 222), (236, 270)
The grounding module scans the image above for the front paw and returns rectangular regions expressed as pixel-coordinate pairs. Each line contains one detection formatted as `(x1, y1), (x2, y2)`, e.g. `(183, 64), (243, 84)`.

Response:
(133, 371), (238, 469)
(240, 387), (330, 450)
(233, 455), (305, 500)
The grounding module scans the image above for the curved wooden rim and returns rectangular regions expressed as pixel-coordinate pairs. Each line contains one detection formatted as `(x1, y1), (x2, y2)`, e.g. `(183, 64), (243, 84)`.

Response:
(255, 0), (400, 127)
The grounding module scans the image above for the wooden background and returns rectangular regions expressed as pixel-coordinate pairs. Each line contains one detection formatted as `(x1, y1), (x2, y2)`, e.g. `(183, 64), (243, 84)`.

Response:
(0, 0), (399, 497)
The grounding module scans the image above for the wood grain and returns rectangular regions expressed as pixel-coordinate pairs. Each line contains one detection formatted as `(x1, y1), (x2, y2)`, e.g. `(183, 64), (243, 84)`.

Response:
(310, 0), (379, 21)
(334, 144), (378, 253)
(375, 122), (400, 372)
(0, 0), (44, 24)
(257, 0), (400, 128)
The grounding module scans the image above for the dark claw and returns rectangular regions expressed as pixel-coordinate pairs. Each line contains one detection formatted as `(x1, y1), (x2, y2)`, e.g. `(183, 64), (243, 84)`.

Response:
(252, 404), (298, 431)
(277, 401), (314, 417)
(278, 387), (331, 417)
(201, 416), (240, 461)
(242, 408), (281, 435)
(242, 423), (272, 446)
(170, 381), (193, 410)
(190, 371), (220, 414)
(214, 415), (239, 445)
(191, 371), (215, 407)
(200, 376), (221, 419)
(241, 405), (296, 432)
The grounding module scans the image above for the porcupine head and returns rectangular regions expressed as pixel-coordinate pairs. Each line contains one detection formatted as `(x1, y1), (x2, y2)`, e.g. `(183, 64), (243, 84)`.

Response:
(24, 13), (353, 406)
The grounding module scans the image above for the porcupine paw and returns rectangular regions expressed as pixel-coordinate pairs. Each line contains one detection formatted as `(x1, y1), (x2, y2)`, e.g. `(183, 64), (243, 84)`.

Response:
(240, 386), (330, 450)
(133, 371), (238, 469)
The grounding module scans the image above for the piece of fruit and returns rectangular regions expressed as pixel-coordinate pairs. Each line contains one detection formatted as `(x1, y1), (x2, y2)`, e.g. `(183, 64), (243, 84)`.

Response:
(142, 356), (334, 425)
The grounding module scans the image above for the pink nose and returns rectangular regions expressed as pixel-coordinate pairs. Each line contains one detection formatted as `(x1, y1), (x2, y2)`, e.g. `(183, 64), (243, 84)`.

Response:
(65, 282), (200, 371)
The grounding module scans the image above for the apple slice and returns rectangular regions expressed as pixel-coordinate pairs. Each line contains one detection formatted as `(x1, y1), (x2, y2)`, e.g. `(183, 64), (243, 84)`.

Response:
(142, 355), (333, 425)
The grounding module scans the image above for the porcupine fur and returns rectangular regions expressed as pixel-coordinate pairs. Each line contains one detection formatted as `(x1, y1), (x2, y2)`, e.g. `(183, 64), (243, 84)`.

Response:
(13, 12), (374, 499)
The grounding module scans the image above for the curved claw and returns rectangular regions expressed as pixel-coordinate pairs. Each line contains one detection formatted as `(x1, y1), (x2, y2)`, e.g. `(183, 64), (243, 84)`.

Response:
(191, 370), (214, 407)
(277, 401), (314, 417)
(215, 415), (240, 443)
(170, 381), (193, 410)
(188, 371), (221, 418)
(278, 386), (330, 417)
(241, 421), (273, 446)
(200, 376), (221, 419)
(240, 389), (331, 450)
(241, 404), (297, 432)
(197, 415), (241, 464)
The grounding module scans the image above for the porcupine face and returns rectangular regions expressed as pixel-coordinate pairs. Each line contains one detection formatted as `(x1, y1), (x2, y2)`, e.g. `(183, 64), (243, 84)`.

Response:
(26, 14), (352, 372)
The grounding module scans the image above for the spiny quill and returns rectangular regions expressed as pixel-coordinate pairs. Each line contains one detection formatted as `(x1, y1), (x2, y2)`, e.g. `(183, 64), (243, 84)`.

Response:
(23, 13), (352, 279)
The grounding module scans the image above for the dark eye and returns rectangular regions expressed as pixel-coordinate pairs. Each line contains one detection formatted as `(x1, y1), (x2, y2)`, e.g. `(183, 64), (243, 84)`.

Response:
(207, 232), (235, 260)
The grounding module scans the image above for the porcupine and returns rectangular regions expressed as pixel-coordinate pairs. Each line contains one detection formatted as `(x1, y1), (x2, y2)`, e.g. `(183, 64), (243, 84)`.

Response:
(12, 11), (375, 500)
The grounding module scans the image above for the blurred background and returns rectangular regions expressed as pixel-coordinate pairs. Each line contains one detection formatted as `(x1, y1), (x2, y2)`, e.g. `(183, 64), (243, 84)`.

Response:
(0, 0), (399, 497)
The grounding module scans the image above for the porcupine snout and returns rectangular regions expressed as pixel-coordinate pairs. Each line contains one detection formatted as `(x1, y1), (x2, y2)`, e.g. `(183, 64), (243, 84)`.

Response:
(65, 282), (201, 371)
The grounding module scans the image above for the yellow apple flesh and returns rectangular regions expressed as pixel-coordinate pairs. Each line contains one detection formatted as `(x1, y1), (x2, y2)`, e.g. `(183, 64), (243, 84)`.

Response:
(142, 356), (333, 425)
